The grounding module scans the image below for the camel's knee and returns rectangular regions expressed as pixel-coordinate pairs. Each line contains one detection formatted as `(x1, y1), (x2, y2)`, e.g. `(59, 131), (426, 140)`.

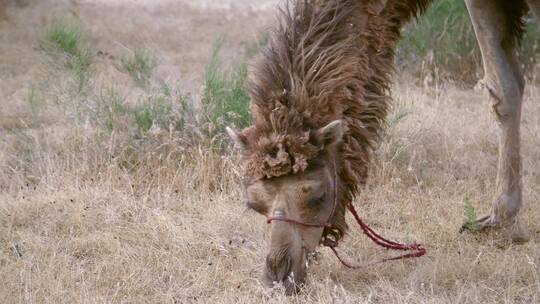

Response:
(485, 77), (523, 122)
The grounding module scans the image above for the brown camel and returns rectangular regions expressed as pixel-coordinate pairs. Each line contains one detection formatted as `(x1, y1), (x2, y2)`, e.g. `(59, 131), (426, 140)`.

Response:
(227, 0), (538, 293)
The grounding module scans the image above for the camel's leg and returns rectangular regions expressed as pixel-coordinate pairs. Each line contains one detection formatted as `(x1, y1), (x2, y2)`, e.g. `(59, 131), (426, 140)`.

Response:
(527, 0), (540, 23)
(464, 0), (530, 242)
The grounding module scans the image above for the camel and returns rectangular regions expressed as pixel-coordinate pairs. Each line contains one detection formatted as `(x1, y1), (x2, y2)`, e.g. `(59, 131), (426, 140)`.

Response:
(226, 0), (539, 293)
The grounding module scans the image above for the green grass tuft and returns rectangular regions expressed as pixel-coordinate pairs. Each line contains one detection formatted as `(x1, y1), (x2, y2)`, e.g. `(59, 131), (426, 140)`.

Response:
(47, 21), (80, 57)
(132, 97), (172, 132)
(462, 198), (478, 233)
(96, 89), (128, 132)
(202, 39), (251, 139)
(118, 48), (157, 88)
(95, 86), (192, 135)
(45, 19), (92, 90)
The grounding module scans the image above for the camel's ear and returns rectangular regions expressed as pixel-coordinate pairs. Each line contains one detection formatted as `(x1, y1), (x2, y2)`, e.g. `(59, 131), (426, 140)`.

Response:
(315, 120), (344, 147)
(226, 126), (248, 150)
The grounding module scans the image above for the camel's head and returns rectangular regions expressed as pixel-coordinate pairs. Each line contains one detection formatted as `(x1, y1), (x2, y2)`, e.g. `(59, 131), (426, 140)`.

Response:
(227, 120), (344, 294)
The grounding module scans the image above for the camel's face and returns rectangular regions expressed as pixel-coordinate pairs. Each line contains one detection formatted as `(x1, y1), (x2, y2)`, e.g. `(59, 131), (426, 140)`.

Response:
(227, 120), (343, 294)
(243, 163), (337, 293)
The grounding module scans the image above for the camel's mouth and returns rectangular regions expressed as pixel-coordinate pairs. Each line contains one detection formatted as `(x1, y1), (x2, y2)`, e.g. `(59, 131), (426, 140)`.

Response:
(264, 259), (308, 295)
(263, 245), (326, 294)
(306, 250), (322, 267)
(263, 248), (309, 295)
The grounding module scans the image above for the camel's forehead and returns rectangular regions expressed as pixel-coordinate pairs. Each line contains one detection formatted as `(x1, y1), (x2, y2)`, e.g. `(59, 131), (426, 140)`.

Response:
(246, 176), (324, 199)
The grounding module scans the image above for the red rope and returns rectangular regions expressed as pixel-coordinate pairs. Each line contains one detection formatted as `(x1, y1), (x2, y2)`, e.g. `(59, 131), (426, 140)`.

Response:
(324, 202), (426, 268)
(266, 217), (332, 228)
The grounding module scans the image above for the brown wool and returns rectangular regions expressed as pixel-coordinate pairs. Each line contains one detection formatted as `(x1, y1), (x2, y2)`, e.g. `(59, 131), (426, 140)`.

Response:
(238, 0), (431, 239)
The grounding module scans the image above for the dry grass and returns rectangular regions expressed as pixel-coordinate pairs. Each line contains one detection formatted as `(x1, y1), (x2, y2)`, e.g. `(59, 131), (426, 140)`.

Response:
(1, 1), (540, 303)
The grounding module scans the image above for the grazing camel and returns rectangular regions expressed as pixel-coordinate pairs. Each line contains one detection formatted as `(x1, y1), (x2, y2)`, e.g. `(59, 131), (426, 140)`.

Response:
(227, 0), (538, 293)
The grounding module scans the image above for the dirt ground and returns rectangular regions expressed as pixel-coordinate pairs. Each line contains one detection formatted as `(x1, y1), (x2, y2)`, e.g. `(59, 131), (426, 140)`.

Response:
(1, 1), (539, 303)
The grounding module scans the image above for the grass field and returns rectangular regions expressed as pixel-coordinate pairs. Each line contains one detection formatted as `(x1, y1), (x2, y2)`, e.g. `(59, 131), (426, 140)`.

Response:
(1, 1), (539, 303)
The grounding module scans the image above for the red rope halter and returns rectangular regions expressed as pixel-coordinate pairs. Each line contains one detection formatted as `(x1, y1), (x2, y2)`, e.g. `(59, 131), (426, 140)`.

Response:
(269, 201), (426, 268)
(266, 160), (427, 269)
(266, 162), (426, 268)
(323, 202), (426, 268)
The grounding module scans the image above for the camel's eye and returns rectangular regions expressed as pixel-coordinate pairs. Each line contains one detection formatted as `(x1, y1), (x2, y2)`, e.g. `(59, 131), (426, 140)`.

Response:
(246, 201), (267, 215)
(307, 194), (325, 209)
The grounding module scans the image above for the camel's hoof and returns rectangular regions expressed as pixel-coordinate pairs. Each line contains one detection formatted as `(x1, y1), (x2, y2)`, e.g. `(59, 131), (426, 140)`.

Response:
(460, 215), (530, 244)
(505, 219), (530, 243)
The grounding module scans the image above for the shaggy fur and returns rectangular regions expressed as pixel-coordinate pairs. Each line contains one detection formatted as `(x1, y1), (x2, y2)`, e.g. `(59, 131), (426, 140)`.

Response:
(237, 0), (526, 242)
(238, 0), (431, 241)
